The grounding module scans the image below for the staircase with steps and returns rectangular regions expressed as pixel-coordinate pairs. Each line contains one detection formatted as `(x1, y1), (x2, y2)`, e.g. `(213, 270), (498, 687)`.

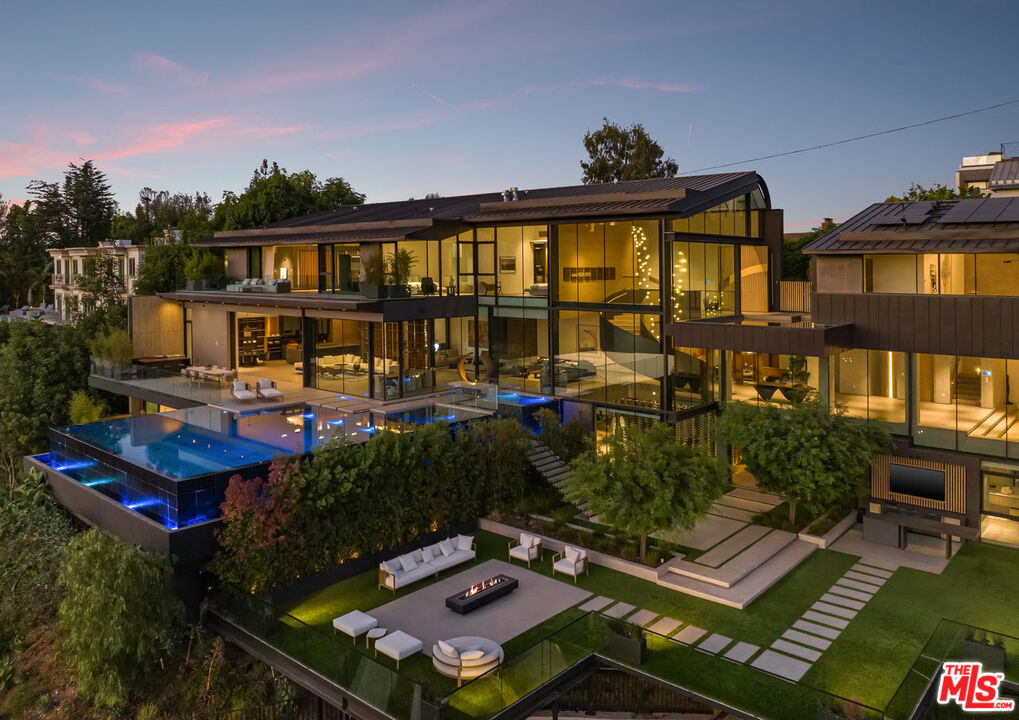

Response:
(526, 440), (572, 490)
(955, 374), (981, 406)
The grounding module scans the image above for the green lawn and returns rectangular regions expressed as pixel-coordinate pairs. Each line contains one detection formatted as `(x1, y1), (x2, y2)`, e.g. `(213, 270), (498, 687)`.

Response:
(808, 542), (1019, 709)
(265, 530), (1019, 719)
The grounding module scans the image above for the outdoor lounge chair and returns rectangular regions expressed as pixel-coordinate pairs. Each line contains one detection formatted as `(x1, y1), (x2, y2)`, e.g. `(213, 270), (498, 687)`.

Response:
(552, 545), (588, 583)
(508, 532), (543, 568)
(231, 380), (256, 401)
(256, 379), (283, 400)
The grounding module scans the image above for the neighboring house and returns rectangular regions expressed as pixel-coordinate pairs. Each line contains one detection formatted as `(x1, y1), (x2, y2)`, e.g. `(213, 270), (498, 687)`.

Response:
(956, 145), (1019, 197)
(48, 239), (145, 321)
(805, 196), (1019, 549)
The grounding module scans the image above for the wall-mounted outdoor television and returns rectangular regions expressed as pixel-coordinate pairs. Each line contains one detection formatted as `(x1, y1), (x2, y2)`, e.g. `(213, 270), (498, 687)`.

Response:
(889, 463), (945, 502)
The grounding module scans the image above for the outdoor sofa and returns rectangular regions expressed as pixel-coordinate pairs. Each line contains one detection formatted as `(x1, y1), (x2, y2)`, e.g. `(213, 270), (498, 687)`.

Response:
(432, 636), (504, 686)
(377, 534), (476, 593)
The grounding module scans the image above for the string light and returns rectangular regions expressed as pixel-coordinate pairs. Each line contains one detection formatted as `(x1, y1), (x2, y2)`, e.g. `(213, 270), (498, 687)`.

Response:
(631, 224), (660, 340)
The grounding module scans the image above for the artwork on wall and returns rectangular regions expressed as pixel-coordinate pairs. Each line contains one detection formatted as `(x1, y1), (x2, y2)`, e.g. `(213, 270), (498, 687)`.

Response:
(499, 256), (517, 273)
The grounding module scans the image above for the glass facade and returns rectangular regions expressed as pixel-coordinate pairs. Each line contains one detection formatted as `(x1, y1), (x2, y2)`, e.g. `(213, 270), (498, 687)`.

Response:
(672, 346), (718, 410)
(831, 350), (907, 431)
(555, 220), (660, 306)
(864, 253), (1019, 296)
(729, 351), (820, 406)
(671, 241), (736, 321)
(669, 196), (762, 238)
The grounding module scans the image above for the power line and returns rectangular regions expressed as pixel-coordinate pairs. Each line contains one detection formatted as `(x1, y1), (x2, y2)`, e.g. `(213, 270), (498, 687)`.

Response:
(680, 97), (1019, 175)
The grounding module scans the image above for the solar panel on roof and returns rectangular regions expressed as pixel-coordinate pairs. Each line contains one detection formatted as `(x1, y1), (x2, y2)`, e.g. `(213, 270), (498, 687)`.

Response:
(997, 198), (1019, 223)
(968, 200), (1007, 223)
(938, 199), (984, 224)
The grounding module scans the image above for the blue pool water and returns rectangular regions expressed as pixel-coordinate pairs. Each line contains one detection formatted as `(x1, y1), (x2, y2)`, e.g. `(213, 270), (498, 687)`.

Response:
(496, 392), (553, 407)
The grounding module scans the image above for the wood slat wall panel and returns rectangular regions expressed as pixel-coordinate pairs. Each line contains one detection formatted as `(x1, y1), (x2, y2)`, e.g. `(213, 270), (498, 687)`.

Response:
(871, 453), (966, 514)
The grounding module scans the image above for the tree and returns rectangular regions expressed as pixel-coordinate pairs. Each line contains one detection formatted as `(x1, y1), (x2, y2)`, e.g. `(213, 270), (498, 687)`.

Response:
(563, 422), (729, 561)
(784, 218), (836, 281)
(473, 418), (533, 510)
(214, 160), (365, 231)
(719, 401), (892, 526)
(58, 528), (183, 706)
(113, 188), (215, 244)
(885, 182), (988, 202)
(535, 407), (593, 462)
(580, 118), (678, 184)
(135, 242), (192, 294)
(27, 160), (116, 248)
(69, 389), (108, 424)
(0, 197), (50, 308)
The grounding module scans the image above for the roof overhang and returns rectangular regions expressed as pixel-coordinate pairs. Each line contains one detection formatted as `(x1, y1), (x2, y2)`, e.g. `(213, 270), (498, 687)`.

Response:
(159, 291), (477, 321)
(197, 219), (467, 247)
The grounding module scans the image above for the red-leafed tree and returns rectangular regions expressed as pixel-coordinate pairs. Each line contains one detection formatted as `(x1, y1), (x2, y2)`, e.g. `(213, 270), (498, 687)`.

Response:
(211, 457), (303, 592)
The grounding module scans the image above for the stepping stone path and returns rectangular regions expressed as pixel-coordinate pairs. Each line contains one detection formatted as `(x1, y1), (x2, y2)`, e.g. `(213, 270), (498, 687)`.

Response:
(755, 561), (893, 681)
(627, 609), (658, 626)
(673, 625), (708, 645)
(602, 601), (636, 619)
(647, 617), (682, 636)
(579, 595), (613, 612)
(724, 641), (760, 663)
(697, 633), (733, 654)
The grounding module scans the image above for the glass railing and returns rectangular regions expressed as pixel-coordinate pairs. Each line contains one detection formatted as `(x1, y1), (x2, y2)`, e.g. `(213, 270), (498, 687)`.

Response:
(212, 585), (886, 720)
(884, 619), (1019, 720)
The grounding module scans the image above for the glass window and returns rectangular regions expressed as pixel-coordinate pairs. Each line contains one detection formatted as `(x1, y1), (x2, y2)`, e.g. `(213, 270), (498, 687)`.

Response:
(864, 254), (916, 293)
(672, 346), (717, 410)
(490, 307), (549, 393)
(273, 244), (318, 290)
(400, 320), (434, 397)
(976, 254), (1019, 296)
(672, 241), (736, 320)
(831, 350), (906, 429)
(556, 224), (578, 303)
(312, 318), (369, 398)
(730, 351), (819, 406)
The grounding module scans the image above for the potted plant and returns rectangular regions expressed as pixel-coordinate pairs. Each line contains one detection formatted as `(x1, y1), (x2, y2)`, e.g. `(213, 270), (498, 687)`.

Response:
(90, 328), (134, 379)
(361, 250), (387, 299)
(184, 250), (226, 291)
(386, 249), (414, 298)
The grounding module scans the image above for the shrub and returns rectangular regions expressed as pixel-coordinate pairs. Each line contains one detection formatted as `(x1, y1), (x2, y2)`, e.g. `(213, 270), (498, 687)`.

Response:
(58, 528), (184, 706)
(184, 249), (225, 281)
(535, 408), (593, 462)
(69, 390), (107, 425)
(90, 328), (134, 364)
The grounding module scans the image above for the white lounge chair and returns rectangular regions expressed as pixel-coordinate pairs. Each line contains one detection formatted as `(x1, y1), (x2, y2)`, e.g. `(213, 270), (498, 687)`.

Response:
(256, 378), (283, 400)
(231, 380), (256, 401)
(508, 532), (543, 568)
(552, 545), (589, 583)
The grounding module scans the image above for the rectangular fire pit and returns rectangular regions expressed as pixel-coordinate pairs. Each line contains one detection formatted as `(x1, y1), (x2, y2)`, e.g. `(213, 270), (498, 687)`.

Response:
(445, 574), (518, 614)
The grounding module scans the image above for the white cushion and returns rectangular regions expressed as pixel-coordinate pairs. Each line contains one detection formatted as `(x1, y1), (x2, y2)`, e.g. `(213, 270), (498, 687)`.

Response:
(509, 545), (533, 562)
(554, 558), (578, 576)
(376, 631), (423, 662)
(565, 546), (581, 563)
(519, 532), (535, 548)
(439, 539), (454, 556)
(456, 534), (473, 552)
(332, 610), (378, 637)
(438, 640), (459, 659)
(421, 545), (433, 562)
(399, 554), (417, 572)
(460, 649), (484, 661)
(232, 381), (247, 391)
(382, 560), (400, 575)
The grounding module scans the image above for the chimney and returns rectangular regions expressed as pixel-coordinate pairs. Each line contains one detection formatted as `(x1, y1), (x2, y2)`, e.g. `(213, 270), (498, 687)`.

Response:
(511, 187), (519, 201)
(501, 190), (510, 202)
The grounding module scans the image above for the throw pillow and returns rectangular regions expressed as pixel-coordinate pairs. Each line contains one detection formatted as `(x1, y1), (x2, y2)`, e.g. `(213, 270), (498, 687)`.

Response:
(460, 649), (485, 661)
(437, 640), (459, 659)
(520, 532), (534, 548)
(399, 554), (418, 572)
(439, 539), (454, 556)
(565, 546), (580, 563)
(421, 545), (434, 562)
(456, 534), (473, 552)
(382, 560), (401, 575)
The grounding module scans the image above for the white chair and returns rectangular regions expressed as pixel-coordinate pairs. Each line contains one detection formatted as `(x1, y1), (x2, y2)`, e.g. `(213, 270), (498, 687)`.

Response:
(256, 378), (283, 400)
(231, 380), (256, 401)
(508, 532), (543, 568)
(552, 545), (589, 583)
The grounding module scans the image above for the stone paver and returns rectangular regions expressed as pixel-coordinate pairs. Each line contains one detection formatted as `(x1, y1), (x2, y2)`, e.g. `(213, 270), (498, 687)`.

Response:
(836, 577), (879, 594)
(827, 584), (873, 602)
(852, 563), (893, 579)
(696, 525), (771, 567)
(830, 527), (952, 574)
(579, 595), (613, 612)
(845, 570), (885, 587)
(812, 601), (857, 620)
(820, 593), (866, 611)
(723, 641), (760, 663)
(727, 487), (783, 507)
(772, 639), (822, 662)
(697, 633), (733, 654)
(602, 602), (636, 619)
(673, 625), (708, 645)
(802, 610), (850, 629)
(782, 629), (831, 651)
(709, 502), (757, 523)
(661, 514), (745, 551)
(751, 649), (813, 681)
(793, 619), (840, 640)
(647, 617), (682, 637)
(628, 609), (658, 626)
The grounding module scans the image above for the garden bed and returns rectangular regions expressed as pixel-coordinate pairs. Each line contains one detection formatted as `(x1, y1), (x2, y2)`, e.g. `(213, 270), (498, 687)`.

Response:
(798, 511), (857, 549)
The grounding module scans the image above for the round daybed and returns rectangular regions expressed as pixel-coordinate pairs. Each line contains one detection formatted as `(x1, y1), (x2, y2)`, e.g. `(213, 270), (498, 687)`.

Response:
(431, 636), (504, 686)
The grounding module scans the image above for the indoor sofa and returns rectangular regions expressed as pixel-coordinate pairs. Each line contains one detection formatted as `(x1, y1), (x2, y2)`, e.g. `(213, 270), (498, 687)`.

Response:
(377, 534), (476, 593)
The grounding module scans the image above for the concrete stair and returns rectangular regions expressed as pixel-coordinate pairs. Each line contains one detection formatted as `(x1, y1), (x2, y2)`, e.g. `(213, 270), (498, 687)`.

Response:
(656, 540), (817, 609)
(664, 530), (797, 588)
(526, 440), (572, 489)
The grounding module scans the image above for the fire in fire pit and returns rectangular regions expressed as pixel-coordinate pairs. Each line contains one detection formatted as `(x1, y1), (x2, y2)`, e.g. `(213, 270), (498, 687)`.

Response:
(446, 573), (518, 614)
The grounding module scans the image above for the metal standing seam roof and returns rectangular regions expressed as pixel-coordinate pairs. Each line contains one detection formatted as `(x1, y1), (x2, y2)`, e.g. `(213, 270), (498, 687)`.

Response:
(204, 225), (434, 247)
(804, 198), (1019, 254)
(989, 158), (1019, 190)
(205, 172), (768, 245)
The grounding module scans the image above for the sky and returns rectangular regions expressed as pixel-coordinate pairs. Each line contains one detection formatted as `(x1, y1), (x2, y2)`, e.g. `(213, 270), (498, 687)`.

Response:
(1, 0), (1018, 231)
